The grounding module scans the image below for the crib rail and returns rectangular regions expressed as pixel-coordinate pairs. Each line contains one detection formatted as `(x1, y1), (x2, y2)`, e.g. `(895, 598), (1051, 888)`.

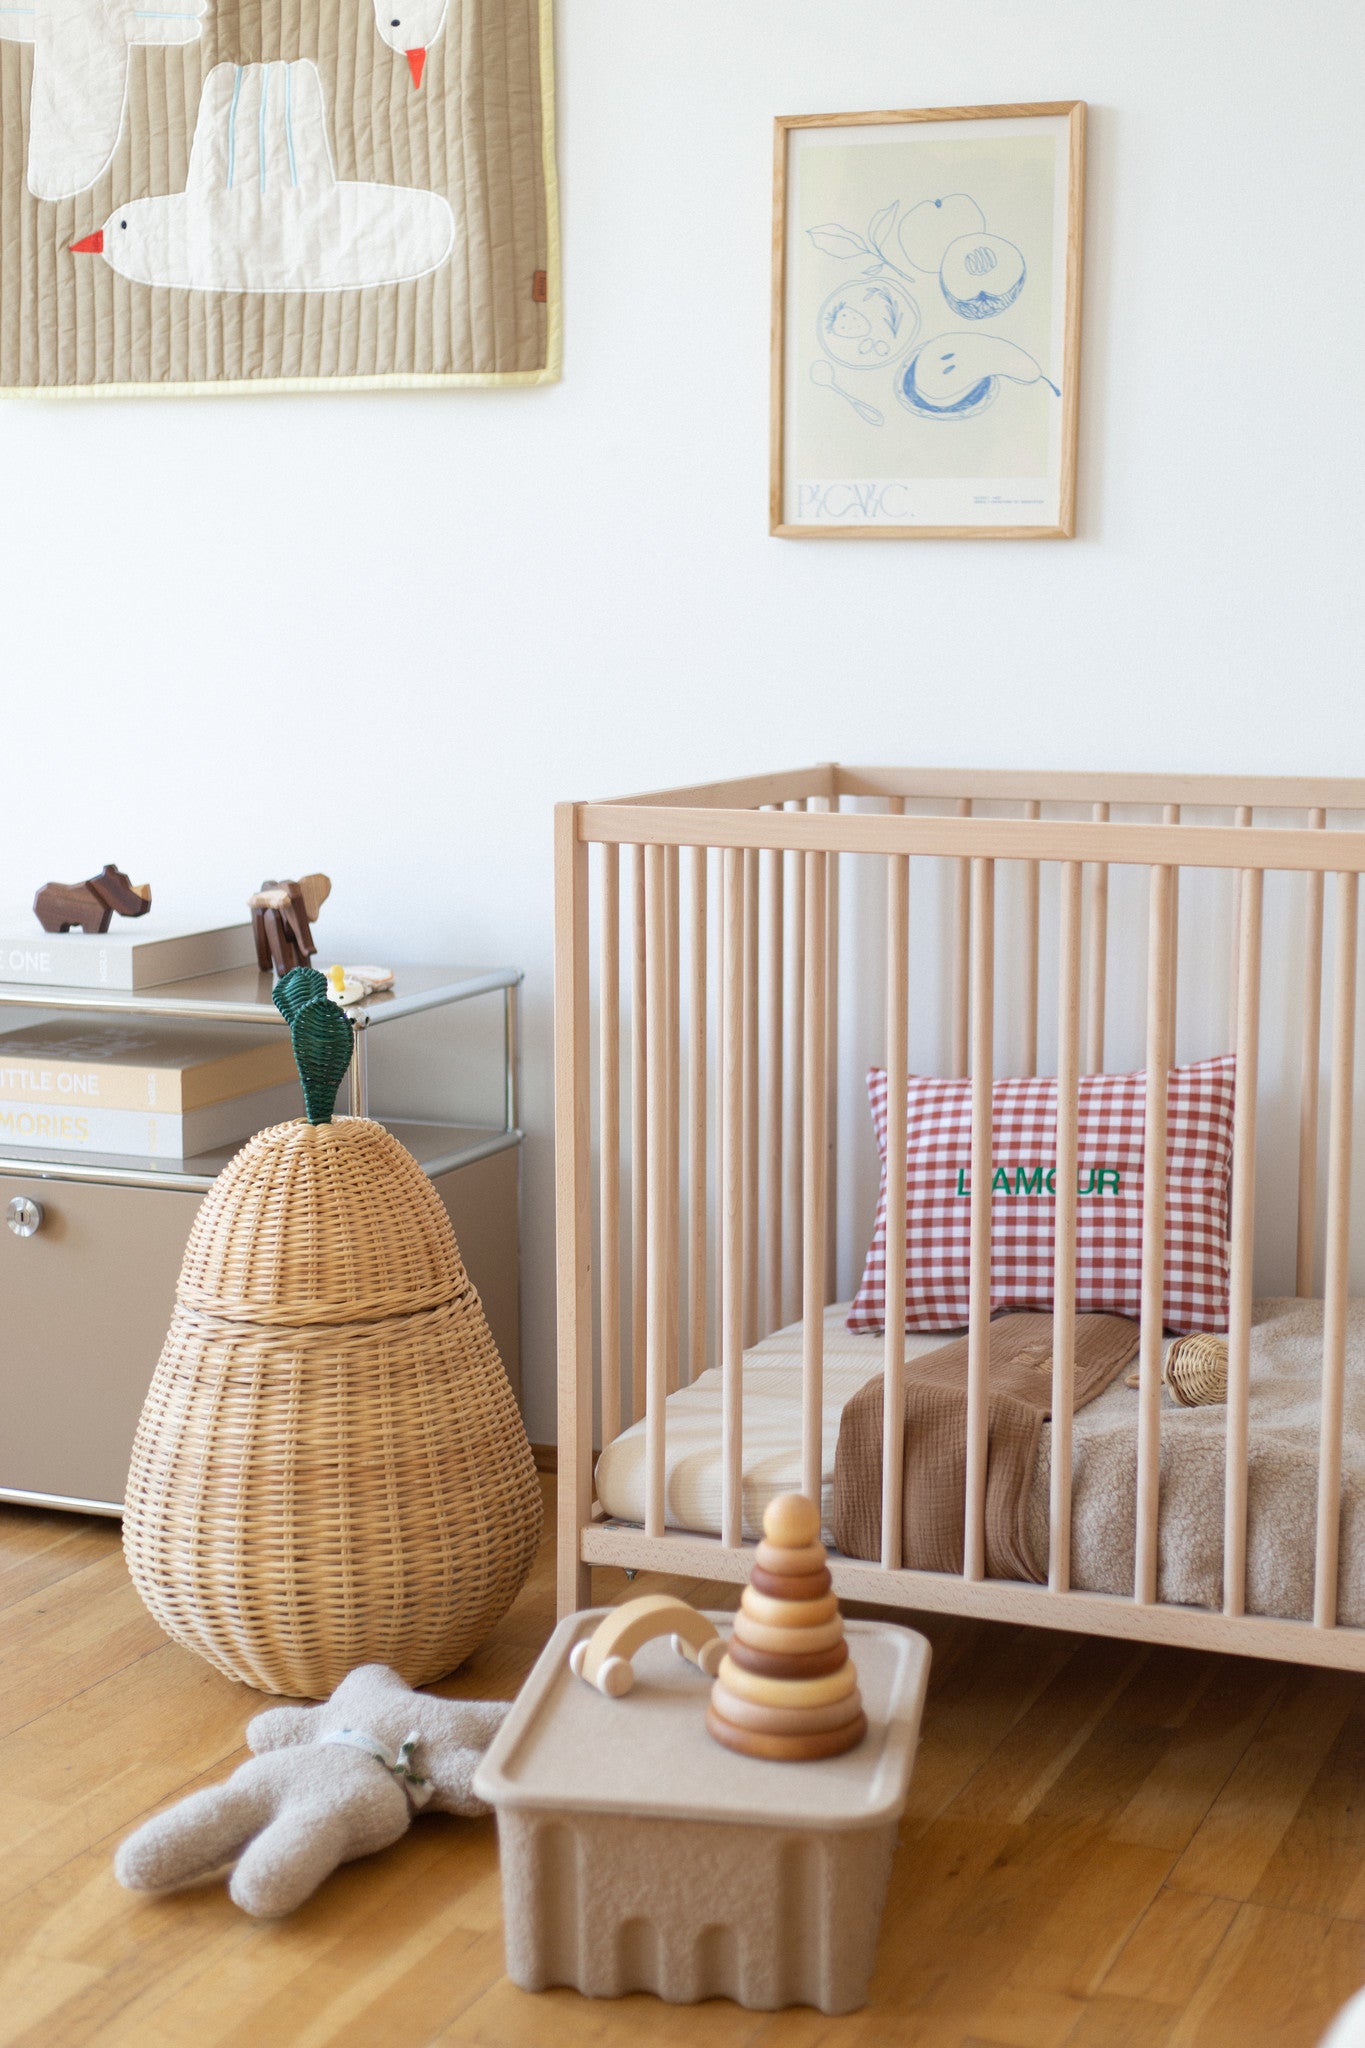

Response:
(555, 766), (1365, 1668)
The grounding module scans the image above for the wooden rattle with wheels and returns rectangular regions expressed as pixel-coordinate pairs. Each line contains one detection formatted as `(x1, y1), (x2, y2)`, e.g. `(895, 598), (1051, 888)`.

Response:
(568, 1596), (725, 1697)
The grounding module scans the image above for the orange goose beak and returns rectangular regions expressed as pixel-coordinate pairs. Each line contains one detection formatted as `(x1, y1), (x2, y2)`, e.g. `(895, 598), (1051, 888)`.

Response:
(406, 46), (425, 86)
(70, 230), (104, 254)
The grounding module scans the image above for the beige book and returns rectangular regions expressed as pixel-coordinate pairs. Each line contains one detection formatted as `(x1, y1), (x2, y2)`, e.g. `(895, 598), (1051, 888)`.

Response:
(0, 1019), (297, 1112)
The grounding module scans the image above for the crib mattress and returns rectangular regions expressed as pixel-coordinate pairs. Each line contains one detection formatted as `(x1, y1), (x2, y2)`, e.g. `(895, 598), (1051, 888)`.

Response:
(594, 1297), (1365, 1626)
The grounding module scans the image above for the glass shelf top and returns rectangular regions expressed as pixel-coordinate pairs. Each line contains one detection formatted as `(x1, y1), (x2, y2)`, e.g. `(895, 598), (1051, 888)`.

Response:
(0, 963), (521, 1026)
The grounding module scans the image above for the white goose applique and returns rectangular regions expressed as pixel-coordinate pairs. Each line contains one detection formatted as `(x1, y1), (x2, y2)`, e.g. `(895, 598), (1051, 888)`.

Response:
(0, 0), (208, 202)
(370, 0), (448, 87)
(70, 59), (455, 292)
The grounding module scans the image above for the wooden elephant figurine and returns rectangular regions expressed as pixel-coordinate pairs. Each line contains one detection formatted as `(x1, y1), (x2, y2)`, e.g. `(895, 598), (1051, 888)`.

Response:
(34, 864), (151, 934)
(249, 873), (331, 975)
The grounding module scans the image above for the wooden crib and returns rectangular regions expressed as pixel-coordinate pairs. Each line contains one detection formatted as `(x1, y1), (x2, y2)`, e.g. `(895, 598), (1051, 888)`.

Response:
(554, 767), (1365, 1668)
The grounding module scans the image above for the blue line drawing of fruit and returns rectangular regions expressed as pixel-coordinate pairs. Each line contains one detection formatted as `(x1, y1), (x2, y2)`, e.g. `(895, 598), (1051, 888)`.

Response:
(896, 334), (1059, 420)
(939, 232), (1026, 320)
(817, 276), (919, 372)
(896, 193), (985, 274)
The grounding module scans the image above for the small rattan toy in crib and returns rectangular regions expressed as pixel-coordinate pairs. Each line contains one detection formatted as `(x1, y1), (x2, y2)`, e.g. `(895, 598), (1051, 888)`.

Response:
(1125, 1333), (1229, 1407)
(123, 965), (542, 1698)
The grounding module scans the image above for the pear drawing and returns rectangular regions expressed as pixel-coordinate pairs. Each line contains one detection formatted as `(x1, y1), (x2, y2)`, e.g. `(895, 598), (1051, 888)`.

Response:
(896, 334), (1059, 420)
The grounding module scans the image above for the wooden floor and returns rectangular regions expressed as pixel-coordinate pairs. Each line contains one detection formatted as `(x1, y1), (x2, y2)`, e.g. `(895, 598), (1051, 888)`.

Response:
(3, 1481), (1364, 2048)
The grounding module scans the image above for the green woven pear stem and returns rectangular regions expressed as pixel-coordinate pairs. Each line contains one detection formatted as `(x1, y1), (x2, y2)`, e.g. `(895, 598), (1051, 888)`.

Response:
(273, 966), (354, 1124)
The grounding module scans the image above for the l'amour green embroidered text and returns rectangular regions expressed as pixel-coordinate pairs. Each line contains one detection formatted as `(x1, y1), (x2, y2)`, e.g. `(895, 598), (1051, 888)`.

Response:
(954, 1166), (1122, 1197)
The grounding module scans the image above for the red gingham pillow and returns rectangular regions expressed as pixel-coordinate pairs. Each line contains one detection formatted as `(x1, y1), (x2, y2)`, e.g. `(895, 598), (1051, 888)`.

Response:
(847, 1056), (1236, 1336)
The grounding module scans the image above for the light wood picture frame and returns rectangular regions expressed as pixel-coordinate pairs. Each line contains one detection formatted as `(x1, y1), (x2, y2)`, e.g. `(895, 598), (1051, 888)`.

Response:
(770, 103), (1085, 539)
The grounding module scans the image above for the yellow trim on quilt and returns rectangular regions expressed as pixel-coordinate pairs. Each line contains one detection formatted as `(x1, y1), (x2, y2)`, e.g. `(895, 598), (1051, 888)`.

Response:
(5, 0), (562, 400)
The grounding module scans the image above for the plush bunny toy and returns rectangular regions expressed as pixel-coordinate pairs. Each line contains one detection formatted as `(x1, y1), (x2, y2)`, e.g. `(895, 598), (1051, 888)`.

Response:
(115, 1665), (509, 1918)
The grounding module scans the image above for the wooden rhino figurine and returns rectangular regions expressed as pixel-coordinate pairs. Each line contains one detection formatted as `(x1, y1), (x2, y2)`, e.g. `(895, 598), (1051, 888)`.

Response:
(34, 865), (152, 934)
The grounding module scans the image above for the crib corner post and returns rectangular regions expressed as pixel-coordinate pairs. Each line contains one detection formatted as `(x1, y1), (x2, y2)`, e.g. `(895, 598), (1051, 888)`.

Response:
(554, 801), (594, 1617)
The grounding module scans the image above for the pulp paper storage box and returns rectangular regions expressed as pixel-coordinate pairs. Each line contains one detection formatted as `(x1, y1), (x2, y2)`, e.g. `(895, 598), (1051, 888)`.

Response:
(473, 1610), (931, 2014)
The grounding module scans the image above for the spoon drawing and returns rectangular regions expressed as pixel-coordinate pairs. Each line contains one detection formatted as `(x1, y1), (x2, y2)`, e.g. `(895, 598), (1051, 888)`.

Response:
(810, 358), (883, 426)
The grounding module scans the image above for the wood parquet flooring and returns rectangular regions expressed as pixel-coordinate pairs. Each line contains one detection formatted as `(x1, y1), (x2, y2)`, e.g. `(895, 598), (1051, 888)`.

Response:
(2, 1480), (1362, 2046)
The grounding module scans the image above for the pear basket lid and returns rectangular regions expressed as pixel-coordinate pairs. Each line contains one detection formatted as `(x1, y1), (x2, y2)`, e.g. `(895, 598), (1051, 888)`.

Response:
(175, 1115), (466, 1327)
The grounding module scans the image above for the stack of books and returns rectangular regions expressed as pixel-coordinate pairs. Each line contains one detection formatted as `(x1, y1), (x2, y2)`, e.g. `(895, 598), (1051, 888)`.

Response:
(0, 918), (257, 991)
(0, 1019), (303, 1159)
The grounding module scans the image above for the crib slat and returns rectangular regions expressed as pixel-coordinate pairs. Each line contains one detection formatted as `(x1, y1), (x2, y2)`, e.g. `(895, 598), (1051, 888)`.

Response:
(721, 846), (746, 1548)
(881, 851), (910, 1571)
(1086, 801), (1109, 1073)
(952, 798), (972, 1078)
(744, 846), (760, 1346)
(1050, 861), (1082, 1594)
(1228, 805), (1254, 1050)
(554, 805), (593, 1616)
(1164, 804), (1181, 1059)
(1298, 809), (1328, 1296)
(1314, 870), (1358, 1630)
(598, 844), (621, 1450)
(644, 844), (668, 1538)
(1135, 864), (1174, 1606)
(630, 845), (648, 1422)
(1023, 799), (1041, 1077)
(688, 846), (708, 1383)
(665, 843), (681, 1393)
(1223, 867), (1263, 1618)
(786, 822), (807, 1328)
(802, 850), (829, 1509)
(825, 818), (840, 1307)
(764, 841), (785, 1334)
(964, 857), (994, 1583)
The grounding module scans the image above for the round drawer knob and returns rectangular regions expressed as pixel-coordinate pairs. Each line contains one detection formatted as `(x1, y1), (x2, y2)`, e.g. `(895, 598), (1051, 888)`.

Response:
(6, 1196), (43, 1239)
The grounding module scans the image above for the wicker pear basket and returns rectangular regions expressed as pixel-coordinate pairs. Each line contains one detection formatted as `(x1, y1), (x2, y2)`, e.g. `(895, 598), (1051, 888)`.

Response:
(123, 971), (541, 1698)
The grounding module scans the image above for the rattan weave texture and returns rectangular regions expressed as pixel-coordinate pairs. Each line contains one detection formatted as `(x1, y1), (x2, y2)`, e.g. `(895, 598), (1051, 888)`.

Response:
(123, 1116), (540, 1696)
(175, 1119), (463, 1326)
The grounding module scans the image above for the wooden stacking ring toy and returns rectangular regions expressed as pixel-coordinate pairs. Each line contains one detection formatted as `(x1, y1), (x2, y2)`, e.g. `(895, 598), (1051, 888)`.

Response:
(727, 1638), (849, 1680)
(755, 1537), (826, 1576)
(716, 1653), (857, 1710)
(740, 1587), (838, 1630)
(749, 1563), (833, 1601)
(710, 1681), (865, 1736)
(568, 1594), (724, 1698)
(706, 1492), (866, 1763)
(732, 1609), (845, 1656)
(706, 1706), (869, 1763)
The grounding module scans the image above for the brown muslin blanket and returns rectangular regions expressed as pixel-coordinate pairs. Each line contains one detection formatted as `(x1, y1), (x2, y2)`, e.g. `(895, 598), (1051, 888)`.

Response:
(832, 1312), (1139, 1581)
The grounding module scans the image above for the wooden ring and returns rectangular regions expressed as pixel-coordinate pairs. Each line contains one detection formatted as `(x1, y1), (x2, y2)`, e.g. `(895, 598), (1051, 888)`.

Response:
(726, 1638), (848, 1681)
(740, 1587), (838, 1630)
(755, 1538), (826, 1576)
(749, 1563), (832, 1601)
(709, 1682), (864, 1736)
(706, 1705), (867, 1763)
(716, 1654), (857, 1709)
(731, 1610), (844, 1655)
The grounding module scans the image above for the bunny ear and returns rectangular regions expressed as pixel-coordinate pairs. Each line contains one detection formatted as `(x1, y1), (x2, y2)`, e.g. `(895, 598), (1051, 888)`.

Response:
(246, 1703), (316, 1753)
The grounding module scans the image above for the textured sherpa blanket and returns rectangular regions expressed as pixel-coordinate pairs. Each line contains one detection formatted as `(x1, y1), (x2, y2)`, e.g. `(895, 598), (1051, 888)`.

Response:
(1025, 1296), (1365, 1623)
(832, 1312), (1139, 1581)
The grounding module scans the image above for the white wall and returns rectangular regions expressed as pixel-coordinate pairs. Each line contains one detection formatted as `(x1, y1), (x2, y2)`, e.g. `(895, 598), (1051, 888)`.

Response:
(2, 0), (1362, 1442)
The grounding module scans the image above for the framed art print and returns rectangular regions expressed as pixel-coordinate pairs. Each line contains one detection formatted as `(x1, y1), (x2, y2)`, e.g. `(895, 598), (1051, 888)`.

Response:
(0, 0), (559, 396)
(771, 102), (1085, 539)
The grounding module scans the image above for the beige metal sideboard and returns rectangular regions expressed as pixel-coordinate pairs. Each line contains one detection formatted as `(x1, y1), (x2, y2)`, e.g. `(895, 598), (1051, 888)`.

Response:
(0, 964), (522, 1515)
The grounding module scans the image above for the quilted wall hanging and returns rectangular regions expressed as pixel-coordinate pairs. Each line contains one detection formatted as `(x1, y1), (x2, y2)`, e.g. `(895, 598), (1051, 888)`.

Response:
(0, 0), (558, 394)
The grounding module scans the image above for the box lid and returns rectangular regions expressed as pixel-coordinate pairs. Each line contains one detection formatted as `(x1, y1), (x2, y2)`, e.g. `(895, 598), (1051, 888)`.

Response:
(473, 1610), (930, 1831)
